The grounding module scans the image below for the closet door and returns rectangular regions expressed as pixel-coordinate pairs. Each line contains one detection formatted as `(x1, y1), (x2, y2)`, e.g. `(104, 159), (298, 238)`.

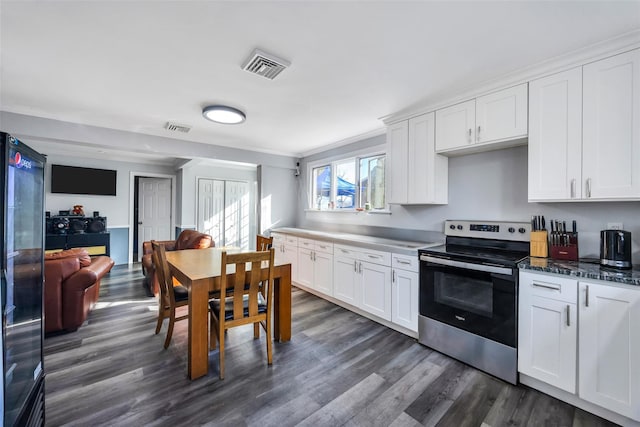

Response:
(197, 178), (225, 246)
(224, 181), (250, 249)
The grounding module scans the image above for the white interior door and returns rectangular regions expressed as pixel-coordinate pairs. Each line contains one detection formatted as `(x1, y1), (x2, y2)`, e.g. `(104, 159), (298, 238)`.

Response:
(197, 178), (225, 246)
(138, 177), (172, 261)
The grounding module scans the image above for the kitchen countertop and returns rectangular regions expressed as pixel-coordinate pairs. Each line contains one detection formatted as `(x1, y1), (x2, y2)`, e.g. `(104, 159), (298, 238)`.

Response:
(518, 257), (640, 287)
(270, 227), (442, 256)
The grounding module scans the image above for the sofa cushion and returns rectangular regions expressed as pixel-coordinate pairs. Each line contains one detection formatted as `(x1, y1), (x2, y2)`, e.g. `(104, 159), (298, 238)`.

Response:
(45, 248), (92, 267)
(174, 230), (213, 251)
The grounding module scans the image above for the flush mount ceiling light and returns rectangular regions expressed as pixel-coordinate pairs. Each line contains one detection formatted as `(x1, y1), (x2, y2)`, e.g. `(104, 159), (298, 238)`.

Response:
(202, 105), (246, 124)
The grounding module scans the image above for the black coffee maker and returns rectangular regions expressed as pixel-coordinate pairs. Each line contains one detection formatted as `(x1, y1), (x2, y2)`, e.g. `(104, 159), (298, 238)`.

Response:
(600, 229), (632, 269)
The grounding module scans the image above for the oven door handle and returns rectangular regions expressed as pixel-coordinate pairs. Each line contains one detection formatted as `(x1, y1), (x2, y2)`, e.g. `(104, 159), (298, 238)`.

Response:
(420, 255), (513, 276)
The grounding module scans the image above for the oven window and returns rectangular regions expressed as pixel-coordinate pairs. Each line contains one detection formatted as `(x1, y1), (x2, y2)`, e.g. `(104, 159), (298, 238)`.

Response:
(434, 272), (493, 318)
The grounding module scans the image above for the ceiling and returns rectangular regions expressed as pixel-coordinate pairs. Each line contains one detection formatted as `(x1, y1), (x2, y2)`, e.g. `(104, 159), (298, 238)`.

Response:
(1, 1), (640, 159)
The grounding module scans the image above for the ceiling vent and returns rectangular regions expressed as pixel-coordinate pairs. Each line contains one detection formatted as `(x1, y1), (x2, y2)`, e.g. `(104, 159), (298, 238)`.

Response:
(164, 122), (191, 133)
(242, 49), (290, 80)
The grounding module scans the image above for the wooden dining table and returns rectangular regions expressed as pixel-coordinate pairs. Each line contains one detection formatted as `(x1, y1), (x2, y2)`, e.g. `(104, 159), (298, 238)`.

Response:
(165, 247), (292, 380)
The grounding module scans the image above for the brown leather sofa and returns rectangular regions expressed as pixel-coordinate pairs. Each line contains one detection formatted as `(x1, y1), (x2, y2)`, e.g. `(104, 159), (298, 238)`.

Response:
(141, 229), (213, 296)
(44, 248), (115, 333)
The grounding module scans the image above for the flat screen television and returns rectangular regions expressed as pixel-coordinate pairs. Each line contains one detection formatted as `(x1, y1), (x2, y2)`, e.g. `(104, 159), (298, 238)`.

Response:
(51, 164), (117, 196)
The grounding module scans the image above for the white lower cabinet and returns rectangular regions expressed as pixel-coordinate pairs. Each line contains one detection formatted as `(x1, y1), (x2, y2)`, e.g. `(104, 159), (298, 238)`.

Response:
(518, 272), (577, 393)
(333, 246), (359, 305)
(391, 253), (420, 332)
(333, 245), (392, 322)
(360, 260), (392, 321)
(272, 233), (298, 283)
(519, 271), (640, 423)
(578, 280), (640, 421)
(296, 238), (333, 296)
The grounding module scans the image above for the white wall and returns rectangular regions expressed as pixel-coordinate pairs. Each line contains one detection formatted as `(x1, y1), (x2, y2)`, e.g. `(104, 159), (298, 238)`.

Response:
(299, 141), (640, 261)
(40, 152), (174, 226)
(258, 164), (299, 233)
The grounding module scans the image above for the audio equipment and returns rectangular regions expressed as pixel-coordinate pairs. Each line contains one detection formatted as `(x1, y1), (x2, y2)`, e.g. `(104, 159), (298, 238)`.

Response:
(50, 217), (69, 235)
(45, 211), (50, 218)
(93, 211), (99, 218)
(69, 218), (88, 234)
(86, 217), (107, 233)
(58, 210), (70, 216)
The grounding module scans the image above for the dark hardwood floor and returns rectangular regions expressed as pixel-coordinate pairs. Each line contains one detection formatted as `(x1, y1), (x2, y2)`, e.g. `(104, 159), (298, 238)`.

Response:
(44, 264), (617, 426)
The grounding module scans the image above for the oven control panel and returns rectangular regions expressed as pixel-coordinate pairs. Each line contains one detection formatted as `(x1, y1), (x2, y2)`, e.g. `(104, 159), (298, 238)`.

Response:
(444, 220), (531, 242)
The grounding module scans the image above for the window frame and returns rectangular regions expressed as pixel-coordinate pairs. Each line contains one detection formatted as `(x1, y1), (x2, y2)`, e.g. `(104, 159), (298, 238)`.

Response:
(307, 149), (387, 212)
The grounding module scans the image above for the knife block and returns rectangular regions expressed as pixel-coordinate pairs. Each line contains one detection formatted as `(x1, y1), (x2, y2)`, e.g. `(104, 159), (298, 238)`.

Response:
(550, 232), (579, 261)
(530, 231), (548, 258)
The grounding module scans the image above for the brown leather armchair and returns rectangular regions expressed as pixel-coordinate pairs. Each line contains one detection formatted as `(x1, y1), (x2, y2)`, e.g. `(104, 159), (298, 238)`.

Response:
(141, 229), (213, 296)
(44, 249), (115, 333)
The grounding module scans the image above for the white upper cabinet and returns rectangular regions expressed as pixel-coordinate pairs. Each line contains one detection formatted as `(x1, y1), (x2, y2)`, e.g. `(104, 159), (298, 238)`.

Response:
(582, 49), (640, 199)
(528, 67), (583, 200)
(434, 100), (476, 152)
(387, 112), (448, 204)
(387, 121), (409, 204)
(476, 84), (529, 143)
(529, 48), (640, 201)
(435, 83), (528, 155)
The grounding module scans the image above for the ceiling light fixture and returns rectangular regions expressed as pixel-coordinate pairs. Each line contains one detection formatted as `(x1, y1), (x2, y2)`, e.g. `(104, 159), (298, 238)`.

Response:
(202, 105), (246, 124)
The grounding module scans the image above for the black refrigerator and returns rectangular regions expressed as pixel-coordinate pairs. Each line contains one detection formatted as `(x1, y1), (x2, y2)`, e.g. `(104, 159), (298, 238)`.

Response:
(0, 132), (46, 426)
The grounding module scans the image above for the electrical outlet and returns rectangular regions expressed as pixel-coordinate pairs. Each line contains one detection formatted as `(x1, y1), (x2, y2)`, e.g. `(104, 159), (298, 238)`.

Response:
(607, 222), (623, 230)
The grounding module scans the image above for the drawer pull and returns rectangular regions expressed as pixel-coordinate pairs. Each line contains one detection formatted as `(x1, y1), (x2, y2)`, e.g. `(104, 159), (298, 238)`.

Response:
(367, 254), (380, 259)
(566, 305), (570, 327)
(395, 259), (411, 265)
(532, 282), (561, 291)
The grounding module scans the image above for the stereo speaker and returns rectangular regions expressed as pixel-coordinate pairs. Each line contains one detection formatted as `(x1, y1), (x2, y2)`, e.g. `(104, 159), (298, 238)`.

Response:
(93, 211), (100, 218)
(69, 218), (88, 234)
(45, 211), (51, 218)
(86, 217), (107, 233)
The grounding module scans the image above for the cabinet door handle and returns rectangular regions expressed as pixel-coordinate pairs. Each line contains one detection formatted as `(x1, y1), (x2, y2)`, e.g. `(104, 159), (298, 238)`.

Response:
(476, 125), (481, 142)
(585, 285), (590, 307)
(566, 305), (570, 327)
(358, 262), (362, 274)
(392, 270), (396, 283)
(467, 128), (472, 143)
(570, 179), (576, 198)
(354, 260), (358, 272)
(532, 282), (561, 291)
(586, 178), (592, 198)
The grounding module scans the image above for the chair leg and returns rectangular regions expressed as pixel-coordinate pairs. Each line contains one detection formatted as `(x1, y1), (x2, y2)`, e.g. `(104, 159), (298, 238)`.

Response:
(155, 312), (164, 335)
(164, 309), (176, 349)
(266, 317), (273, 365)
(209, 314), (218, 351)
(218, 323), (225, 380)
(253, 323), (260, 339)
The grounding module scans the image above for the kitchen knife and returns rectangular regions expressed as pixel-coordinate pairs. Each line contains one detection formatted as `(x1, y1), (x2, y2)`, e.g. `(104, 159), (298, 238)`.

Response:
(550, 221), (555, 233)
(541, 216), (545, 231)
(531, 216), (536, 231)
(572, 220), (577, 234)
(562, 221), (567, 233)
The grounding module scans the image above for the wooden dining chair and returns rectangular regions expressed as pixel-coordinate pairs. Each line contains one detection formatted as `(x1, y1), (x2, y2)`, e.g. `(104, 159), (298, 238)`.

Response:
(209, 248), (275, 379)
(254, 234), (274, 335)
(152, 240), (189, 349)
(256, 234), (273, 251)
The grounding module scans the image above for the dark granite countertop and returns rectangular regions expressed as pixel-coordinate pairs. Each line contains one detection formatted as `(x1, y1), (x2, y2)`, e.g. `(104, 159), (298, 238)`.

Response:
(518, 257), (640, 287)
